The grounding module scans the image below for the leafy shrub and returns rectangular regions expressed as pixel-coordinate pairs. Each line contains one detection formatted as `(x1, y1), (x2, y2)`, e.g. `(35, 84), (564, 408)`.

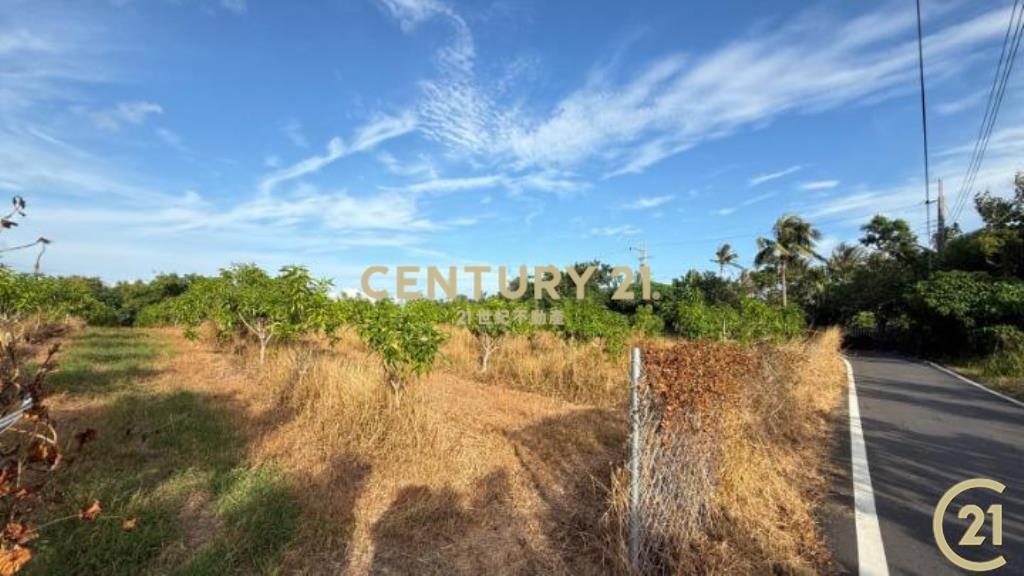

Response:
(324, 297), (373, 336)
(0, 270), (115, 324)
(672, 291), (805, 343)
(970, 324), (1024, 355)
(556, 299), (629, 354)
(134, 298), (181, 327)
(111, 273), (193, 325)
(354, 300), (446, 399)
(631, 304), (665, 336)
(910, 271), (1024, 353)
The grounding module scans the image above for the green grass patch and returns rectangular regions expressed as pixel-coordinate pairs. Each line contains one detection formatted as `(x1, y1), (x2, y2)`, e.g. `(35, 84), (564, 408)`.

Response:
(26, 328), (301, 575)
(49, 328), (164, 395)
(178, 466), (301, 575)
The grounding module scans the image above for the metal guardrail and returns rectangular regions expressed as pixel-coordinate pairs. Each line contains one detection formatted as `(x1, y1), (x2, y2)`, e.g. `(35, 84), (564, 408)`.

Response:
(0, 395), (33, 434)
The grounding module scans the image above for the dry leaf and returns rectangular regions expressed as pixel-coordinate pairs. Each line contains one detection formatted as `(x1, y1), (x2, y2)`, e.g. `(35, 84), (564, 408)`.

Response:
(121, 517), (137, 532)
(78, 500), (101, 521)
(0, 545), (31, 576)
(1, 524), (35, 546)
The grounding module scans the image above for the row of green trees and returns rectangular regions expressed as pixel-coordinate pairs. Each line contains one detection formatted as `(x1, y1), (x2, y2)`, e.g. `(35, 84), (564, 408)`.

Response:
(713, 172), (1024, 365)
(121, 265), (637, 399)
(11, 173), (1018, 383)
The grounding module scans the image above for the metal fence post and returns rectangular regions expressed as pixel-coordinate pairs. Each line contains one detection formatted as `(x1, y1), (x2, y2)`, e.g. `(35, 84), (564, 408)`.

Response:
(629, 346), (641, 571)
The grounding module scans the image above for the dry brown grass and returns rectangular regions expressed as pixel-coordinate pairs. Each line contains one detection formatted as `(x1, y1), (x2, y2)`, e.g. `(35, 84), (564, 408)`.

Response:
(44, 321), (844, 574)
(714, 328), (845, 575)
(203, 328), (626, 574)
(441, 327), (629, 407)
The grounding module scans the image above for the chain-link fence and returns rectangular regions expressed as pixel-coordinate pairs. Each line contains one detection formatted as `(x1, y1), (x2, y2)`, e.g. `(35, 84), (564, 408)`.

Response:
(626, 347), (720, 575)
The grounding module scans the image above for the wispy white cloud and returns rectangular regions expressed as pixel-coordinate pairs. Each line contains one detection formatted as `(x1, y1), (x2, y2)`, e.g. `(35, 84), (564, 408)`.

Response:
(280, 118), (308, 148)
(402, 175), (504, 194)
(744, 191), (777, 206)
(349, 111), (418, 153)
(383, 2), (1013, 178)
(936, 90), (984, 116)
(590, 224), (641, 236)
(260, 112), (416, 195)
(397, 171), (586, 195)
(155, 127), (187, 151)
(220, 0), (247, 15)
(800, 180), (840, 191)
(0, 30), (56, 55)
(377, 151), (438, 179)
(623, 195), (674, 210)
(0, 125), (174, 203)
(74, 101), (163, 131)
(750, 165), (802, 186)
(802, 122), (1024, 234)
(187, 186), (438, 233)
(714, 190), (776, 216)
(377, 0), (451, 31)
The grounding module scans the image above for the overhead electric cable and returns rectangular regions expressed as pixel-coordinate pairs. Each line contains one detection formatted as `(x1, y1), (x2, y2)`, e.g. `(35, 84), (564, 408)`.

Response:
(951, 0), (1023, 224)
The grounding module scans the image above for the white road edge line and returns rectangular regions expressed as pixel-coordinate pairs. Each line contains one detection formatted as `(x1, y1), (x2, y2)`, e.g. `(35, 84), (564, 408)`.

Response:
(925, 361), (1024, 410)
(843, 357), (890, 576)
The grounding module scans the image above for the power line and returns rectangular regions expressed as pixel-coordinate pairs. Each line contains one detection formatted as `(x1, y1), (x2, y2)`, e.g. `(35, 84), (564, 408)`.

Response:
(952, 2), (1023, 224)
(915, 0), (933, 246)
(950, 0), (1023, 224)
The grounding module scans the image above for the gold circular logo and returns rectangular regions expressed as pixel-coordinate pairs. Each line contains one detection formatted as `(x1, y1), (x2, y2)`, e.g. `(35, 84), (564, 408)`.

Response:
(933, 478), (1007, 572)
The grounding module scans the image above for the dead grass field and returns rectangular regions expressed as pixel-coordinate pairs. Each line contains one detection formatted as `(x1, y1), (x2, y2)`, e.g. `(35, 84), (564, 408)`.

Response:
(30, 325), (845, 575)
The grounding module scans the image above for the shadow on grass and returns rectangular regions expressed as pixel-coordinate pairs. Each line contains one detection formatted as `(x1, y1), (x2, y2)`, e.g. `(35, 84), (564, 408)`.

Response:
(27, 329), (306, 576)
(366, 409), (625, 575)
(505, 408), (626, 574)
(369, 470), (550, 575)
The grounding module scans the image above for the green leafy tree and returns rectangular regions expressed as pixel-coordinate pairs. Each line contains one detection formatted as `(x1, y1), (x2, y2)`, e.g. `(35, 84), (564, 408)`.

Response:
(974, 172), (1023, 231)
(175, 264), (332, 364)
(754, 215), (822, 306)
(671, 290), (804, 343)
(557, 299), (629, 354)
(354, 300), (446, 401)
(114, 273), (195, 325)
(0, 271), (114, 324)
(859, 215), (920, 263)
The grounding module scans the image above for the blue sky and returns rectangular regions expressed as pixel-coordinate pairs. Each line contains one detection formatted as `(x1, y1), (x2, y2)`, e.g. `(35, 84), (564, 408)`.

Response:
(1, 0), (1022, 293)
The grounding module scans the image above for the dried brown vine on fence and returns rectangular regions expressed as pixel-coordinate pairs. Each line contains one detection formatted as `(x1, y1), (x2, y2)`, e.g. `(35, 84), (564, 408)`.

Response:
(621, 339), (763, 574)
(0, 325), (64, 574)
(643, 339), (757, 428)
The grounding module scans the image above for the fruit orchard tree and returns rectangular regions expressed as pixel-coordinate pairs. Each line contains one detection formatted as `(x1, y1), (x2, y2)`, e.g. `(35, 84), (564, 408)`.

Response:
(175, 264), (332, 364)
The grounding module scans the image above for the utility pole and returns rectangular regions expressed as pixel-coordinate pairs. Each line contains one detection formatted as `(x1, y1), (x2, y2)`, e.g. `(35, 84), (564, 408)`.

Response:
(936, 178), (947, 252)
(629, 244), (649, 269)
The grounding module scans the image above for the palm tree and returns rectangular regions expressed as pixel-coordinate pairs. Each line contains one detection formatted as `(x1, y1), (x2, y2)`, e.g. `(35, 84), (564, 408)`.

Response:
(754, 215), (822, 306)
(827, 242), (866, 280)
(711, 243), (739, 278)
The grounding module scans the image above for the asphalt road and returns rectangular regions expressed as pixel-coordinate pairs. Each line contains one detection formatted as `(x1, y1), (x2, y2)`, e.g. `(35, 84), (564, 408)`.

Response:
(825, 353), (1024, 575)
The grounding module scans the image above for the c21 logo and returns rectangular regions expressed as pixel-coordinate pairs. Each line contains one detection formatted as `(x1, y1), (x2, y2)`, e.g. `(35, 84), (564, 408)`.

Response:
(933, 478), (1007, 572)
